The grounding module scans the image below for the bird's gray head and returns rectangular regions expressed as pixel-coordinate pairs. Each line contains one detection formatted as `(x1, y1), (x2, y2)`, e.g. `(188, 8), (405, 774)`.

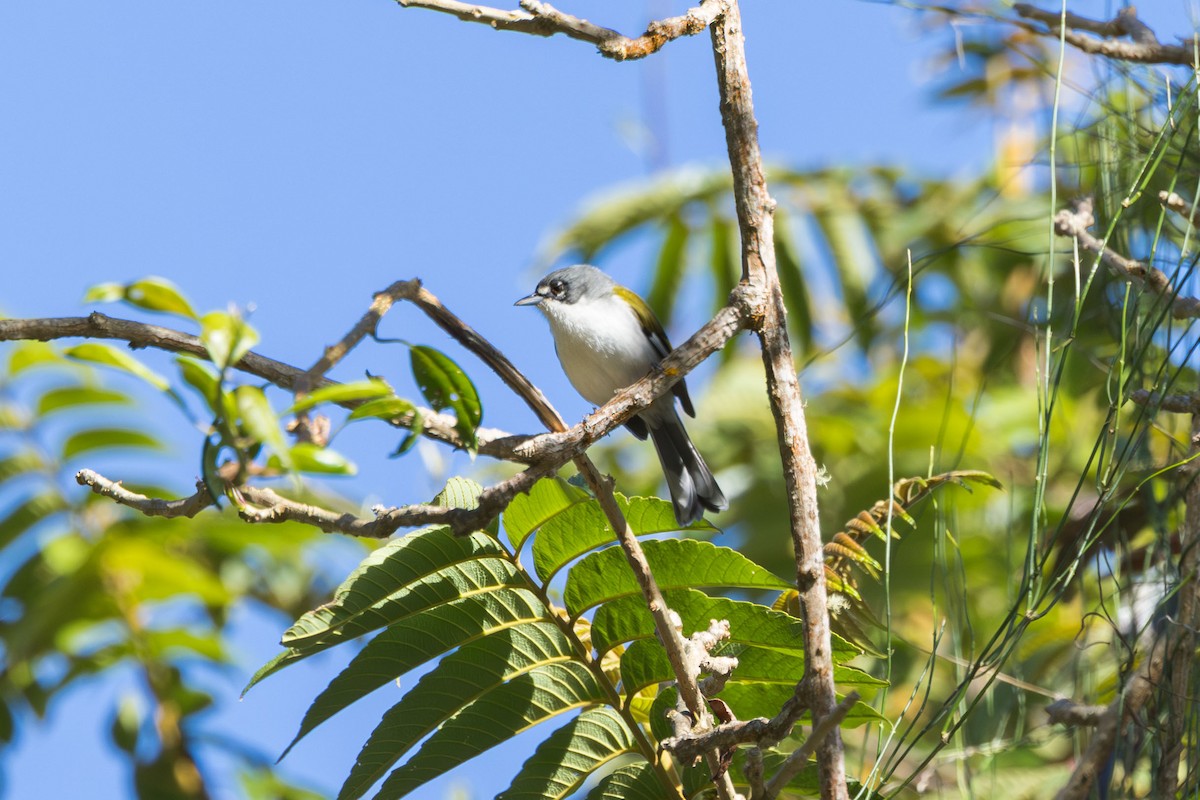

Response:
(514, 264), (615, 308)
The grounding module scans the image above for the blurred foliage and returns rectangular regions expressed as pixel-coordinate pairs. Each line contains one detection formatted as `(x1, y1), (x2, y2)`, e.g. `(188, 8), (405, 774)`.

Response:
(248, 476), (885, 799)
(544, 16), (1200, 797)
(0, 342), (349, 798)
(6, 5), (1200, 800)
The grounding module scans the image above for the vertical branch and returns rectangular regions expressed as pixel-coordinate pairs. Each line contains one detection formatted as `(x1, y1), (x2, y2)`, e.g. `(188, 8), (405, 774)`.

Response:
(709, 3), (847, 798)
(1156, 410), (1200, 797)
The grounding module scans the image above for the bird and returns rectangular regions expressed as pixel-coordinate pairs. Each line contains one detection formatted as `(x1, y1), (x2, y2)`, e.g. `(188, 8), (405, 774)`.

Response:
(516, 264), (726, 525)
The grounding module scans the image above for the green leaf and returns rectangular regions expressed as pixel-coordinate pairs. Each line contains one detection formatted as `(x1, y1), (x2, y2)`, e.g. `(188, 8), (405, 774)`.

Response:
(246, 555), (527, 693)
(86, 277), (198, 318)
(123, 277), (198, 319)
(83, 282), (126, 304)
(282, 443), (356, 476)
(532, 495), (715, 584)
(201, 310), (259, 369)
(64, 343), (170, 391)
(503, 477), (591, 553)
(584, 760), (662, 800)
(288, 380), (394, 414)
(775, 210), (814, 353)
(175, 357), (230, 418)
(619, 640), (883, 701)
(282, 588), (549, 754)
(646, 214), (690, 330)
(0, 492), (68, 550)
(813, 201), (877, 349)
(8, 341), (62, 375)
(499, 706), (640, 800)
(281, 528), (507, 647)
(346, 396), (418, 423)
(564, 539), (790, 617)
(409, 345), (481, 451)
(61, 428), (162, 460)
(431, 476), (483, 511)
(708, 214), (739, 316)
(0, 450), (48, 484)
(335, 625), (586, 798)
(711, 683), (883, 728)
(235, 386), (287, 459)
(35, 385), (131, 416)
(591, 588), (860, 661)
(538, 168), (731, 264)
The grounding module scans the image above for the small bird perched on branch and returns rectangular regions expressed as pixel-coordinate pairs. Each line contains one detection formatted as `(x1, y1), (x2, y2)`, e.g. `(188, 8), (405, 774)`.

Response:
(516, 264), (726, 525)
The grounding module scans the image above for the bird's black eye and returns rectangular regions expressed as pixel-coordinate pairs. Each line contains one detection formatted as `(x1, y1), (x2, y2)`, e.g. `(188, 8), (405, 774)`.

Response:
(548, 279), (566, 297)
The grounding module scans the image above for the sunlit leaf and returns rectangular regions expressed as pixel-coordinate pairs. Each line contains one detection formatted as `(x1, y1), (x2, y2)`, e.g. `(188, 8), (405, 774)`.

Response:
(409, 345), (481, 451)
(236, 386), (287, 461)
(503, 477), (591, 553)
(347, 657), (604, 800)
(280, 443), (356, 475)
(564, 539), (790, 616)
(64, 343), (170, 391)
(584, 760), (661, 800)
(201, 310), (259, 369)
(61, 428), (163, 460)
(499, 706), (639, 800)
(0, 492), (68, 550)
(281, 528), (506, 647)
(591, 587), (860, 662)
(35, 385), (131, 416)
(532, 495), (715, 584)
(346, 396), (418, 423)
(8, 341), (63, 375)
(123, 277), (198, 319)
(281, 588), (549, 754)
(0, 450), (48, 484)
(288, 380), (394, 414)
(246, 556), (526, 692)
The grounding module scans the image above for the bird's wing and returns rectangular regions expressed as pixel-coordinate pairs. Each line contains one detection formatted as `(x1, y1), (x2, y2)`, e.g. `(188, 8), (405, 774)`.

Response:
(614, 285), (696, 418)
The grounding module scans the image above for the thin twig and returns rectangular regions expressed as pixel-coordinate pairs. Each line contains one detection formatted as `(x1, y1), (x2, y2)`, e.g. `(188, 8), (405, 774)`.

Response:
(1052, 197), (1200, 318)
(1054, 632), (1169, 800)
(1129, 388), (1200, 414)
(1044, 698), (1109, 727)
(1013, 4), (1196, 66)
(397, 0), (726, 61)
(75, 465), (555, 537)
(75, 470), (215, 519)
(0, 312), (498, 455)
(1160, 190), (1200, 230)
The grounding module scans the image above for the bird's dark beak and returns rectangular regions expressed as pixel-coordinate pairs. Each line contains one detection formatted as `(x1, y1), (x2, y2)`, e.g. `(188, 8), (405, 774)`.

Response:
(514, 292), (544, 307)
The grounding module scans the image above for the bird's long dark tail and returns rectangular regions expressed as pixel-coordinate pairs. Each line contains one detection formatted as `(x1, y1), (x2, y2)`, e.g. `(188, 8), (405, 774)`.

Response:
(649, 415), (726, 526)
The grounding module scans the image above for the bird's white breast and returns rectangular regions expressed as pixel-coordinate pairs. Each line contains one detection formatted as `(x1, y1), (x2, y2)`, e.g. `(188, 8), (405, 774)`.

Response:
(540, 295), (659, 407)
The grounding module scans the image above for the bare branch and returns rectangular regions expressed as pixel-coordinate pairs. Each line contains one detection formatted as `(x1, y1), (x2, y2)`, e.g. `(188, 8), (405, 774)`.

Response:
(77, 460), (557, 538)
(1052, 197), (1200, 318)
(764, 692), (861, 800)
(76, 469), (214, 518)
(1155, 409), (1200, 797)
(397, 0), (727, 61)
(709, 2), (847, 796)
(1160, 190), (1200, 230)
(1044, 698), (1109, 727)
(1129, 388), (1200, 414)
(1013, 4), (1196, 66)
(0, 312), (501, 456)
(1054, 620), (1169, 799)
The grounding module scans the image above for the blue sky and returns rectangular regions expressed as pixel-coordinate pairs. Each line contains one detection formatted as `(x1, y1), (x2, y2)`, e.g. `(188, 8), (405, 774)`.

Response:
(3, 1), (1198, 798)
